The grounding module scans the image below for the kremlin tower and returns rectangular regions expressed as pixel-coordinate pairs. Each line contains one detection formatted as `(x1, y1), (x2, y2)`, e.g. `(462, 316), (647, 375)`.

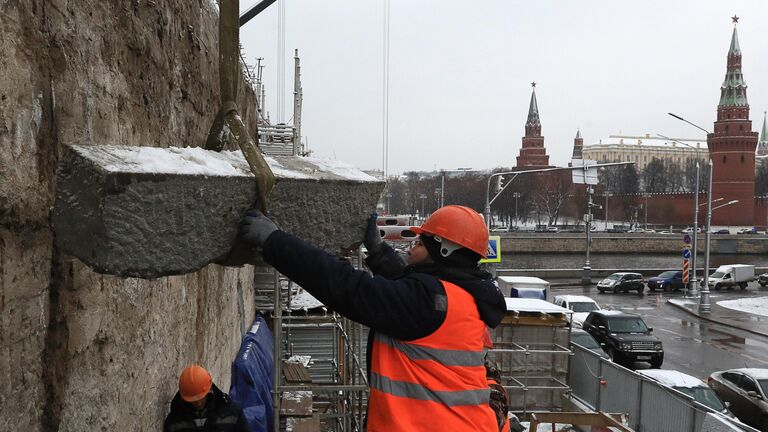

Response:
(516, 83), (550, 167)
(707, 16), (759, 226)
(572, 130), (584, 159)
(758, 111), (768, 157)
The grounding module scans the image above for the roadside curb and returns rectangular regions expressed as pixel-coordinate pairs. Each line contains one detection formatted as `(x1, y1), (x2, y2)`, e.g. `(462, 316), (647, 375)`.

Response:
(667, 300), (768, 339)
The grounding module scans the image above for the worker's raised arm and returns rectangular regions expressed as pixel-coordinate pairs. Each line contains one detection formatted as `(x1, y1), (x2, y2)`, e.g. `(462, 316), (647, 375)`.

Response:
(260, 230), (446, 340)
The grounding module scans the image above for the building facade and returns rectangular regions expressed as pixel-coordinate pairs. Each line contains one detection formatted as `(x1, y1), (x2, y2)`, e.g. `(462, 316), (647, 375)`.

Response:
(582, 134), (707, 172)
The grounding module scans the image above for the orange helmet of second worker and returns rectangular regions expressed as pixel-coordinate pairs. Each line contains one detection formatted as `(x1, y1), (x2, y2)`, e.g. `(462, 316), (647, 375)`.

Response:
(411, 205), (489, 257)
(179, 364), (212, 402)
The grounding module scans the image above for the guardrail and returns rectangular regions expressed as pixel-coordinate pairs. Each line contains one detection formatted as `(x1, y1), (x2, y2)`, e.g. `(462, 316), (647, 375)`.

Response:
(568, 344), (759, 432)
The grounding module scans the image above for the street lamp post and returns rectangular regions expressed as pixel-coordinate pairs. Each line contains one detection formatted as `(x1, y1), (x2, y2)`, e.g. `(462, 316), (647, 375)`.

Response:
(663, 115), (717, 311)
(690, 162), (700, 296)
(702, 193), (740, 313)
(385, 192), (392, 214)
(702, 161), (714, 312)
(582, 186), (597, 285)
(419, 193), (427, 220)
(604, 192), (610, 230)
(439, 168), (473, 207)
(512, 192), (521, 227)
(656, 134), (708, 295)
(644, 194), (649, 230)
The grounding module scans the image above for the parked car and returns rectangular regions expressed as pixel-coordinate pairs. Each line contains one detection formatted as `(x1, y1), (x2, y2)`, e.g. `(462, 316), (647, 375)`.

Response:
(639, 370), (733, 417)
(628, 228), (645, 233)
(682, 227), (702, 233)
(759, 273), (768, 287)
(583, 310), (663, 368)
(713, 228), (731, 234)
(708, 264), (755, 290)
(647, 270), (685, 292)
(597, 272), (645, 294)
(491, 226), (510, 233)
(553, 295), (601, 328)
(738, 227), (759, 234)
(546, 226), (559, 233)
(708, 368), (768, 430)
(570, 328), (608, 358)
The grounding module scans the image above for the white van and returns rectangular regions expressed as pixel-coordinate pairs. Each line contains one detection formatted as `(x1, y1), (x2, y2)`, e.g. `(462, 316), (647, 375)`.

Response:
(552, 295), (601, 328)
(707, 264), (755, 290)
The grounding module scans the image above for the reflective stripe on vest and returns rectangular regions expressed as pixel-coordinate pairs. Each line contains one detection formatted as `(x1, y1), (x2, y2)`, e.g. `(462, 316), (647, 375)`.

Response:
(374, 333), (485, 367)
(370, 372), (490, 407)
(367, 279), (497, 431)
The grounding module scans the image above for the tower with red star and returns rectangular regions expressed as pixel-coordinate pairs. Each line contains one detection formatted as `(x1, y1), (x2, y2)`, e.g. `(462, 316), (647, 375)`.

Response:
(516, 82), (550, 167)
(707, 16), (759, 226)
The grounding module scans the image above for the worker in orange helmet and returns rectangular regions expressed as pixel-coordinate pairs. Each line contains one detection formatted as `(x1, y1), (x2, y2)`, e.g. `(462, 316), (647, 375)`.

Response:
(240, 205), (506, 431)
(163, 364), (250, 432)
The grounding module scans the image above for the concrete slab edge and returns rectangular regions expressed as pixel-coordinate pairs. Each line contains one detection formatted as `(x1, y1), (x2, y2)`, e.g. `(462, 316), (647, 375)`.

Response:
(667, 299), (768, 339)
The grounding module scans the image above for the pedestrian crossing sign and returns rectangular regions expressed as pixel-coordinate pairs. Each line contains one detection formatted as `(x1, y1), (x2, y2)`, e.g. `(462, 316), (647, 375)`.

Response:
(479, 235), (502, 264)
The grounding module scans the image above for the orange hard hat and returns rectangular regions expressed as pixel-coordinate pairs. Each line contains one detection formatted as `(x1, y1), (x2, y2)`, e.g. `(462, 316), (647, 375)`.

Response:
(179, 365), (212, 402)
(411, 205), (488, 257)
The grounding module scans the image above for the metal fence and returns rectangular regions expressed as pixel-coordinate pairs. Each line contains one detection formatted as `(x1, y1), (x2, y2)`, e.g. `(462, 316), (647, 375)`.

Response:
(569, 344), (759, 432)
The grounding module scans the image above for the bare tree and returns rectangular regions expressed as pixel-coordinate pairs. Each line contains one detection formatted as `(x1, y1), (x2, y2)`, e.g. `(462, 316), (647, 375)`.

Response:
(643, 158), (666, 193)
(532, 171), (572, 226)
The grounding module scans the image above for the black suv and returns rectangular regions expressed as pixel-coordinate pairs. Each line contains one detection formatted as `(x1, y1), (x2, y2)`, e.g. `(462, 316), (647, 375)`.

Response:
(583, 311), (663, 368)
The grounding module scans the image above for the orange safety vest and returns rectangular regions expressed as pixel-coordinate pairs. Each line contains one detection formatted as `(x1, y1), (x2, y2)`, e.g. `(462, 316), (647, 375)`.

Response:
(367, 280), (497, 431)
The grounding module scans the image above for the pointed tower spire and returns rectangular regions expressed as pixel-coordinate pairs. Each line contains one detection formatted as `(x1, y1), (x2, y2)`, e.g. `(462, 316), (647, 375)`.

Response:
(719, 17), (748, 107)
(572, 129), (584, 159)
(526, 82), (540, 126)
(758, 110), (768, 156)
(516, 82), (549, 167)
(729, 23), (741, 54)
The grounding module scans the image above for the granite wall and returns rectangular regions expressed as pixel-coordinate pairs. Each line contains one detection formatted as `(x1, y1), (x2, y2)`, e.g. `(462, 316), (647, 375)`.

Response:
(0, 1), (263, 429)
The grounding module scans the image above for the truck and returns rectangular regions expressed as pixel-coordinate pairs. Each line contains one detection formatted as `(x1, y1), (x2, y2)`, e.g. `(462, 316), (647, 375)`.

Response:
(707, 264), (755, 290)
(497, 276), (550, 300)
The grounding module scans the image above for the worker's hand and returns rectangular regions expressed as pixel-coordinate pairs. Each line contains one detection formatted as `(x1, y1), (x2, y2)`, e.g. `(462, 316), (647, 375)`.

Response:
(363, 212), (383, 253)
(239, 209), (279, 248)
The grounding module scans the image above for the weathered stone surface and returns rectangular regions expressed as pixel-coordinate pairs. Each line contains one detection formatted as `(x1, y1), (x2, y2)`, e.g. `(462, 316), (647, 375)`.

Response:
(0, 228), (51, 432)
(2, 0), (381, 430)
(53, 145), (384, 278)
(48, 260), (256, 431)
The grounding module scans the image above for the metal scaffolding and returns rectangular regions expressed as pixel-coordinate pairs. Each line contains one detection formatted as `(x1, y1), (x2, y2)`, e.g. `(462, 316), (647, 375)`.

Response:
(269, 250), (369, 432)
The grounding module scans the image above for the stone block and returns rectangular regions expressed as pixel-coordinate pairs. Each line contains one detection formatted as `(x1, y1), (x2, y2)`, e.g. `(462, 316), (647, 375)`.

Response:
(52, 145), (383, 278)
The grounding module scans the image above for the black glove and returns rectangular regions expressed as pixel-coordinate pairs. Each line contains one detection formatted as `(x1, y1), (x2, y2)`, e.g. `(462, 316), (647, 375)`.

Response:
(363, 212), (383, 253)
(239, 209), (279, 248)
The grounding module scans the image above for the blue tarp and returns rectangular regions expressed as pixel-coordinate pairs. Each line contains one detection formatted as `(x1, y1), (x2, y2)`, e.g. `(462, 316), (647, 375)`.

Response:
(230, 315), (274, 432)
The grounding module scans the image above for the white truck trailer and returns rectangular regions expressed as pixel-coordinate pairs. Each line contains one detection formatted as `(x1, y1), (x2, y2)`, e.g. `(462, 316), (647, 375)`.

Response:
(707, 264), (755, 290)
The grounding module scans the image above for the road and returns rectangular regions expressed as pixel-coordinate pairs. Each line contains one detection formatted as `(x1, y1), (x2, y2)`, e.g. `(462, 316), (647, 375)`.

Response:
(554, 282), (768, 381)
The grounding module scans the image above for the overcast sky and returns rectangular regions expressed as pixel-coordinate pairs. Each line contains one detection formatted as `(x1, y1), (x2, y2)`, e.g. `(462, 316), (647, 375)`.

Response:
(239, 1), (768, 175)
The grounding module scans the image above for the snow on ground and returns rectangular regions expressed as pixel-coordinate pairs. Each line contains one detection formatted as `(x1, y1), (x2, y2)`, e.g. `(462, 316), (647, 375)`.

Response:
(717, 296), (768, 317)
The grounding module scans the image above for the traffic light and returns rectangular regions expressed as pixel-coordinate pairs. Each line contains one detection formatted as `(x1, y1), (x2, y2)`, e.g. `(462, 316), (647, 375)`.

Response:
(495, 175), (504, 193)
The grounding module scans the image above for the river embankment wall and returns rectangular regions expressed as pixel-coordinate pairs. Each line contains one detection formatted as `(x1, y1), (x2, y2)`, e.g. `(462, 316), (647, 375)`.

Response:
(500, 233), (768, 255)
